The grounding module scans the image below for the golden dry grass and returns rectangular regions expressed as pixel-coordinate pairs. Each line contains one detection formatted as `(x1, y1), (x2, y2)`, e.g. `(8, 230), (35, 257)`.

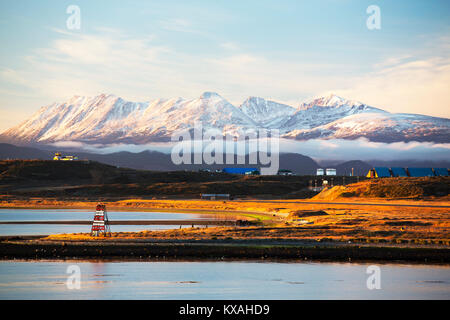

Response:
(314, 177), (450, 201)
(38, 198), (450, 245)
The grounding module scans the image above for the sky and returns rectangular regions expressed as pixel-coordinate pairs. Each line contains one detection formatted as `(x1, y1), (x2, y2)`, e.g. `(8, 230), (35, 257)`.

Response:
(0, 0), (449, 132)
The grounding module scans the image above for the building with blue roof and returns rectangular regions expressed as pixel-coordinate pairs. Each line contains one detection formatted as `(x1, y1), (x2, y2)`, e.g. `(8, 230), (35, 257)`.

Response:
(222, 168), (259, 175)
(407, 168), (434, 177)
(366, 167), (391, 178)
(391, 167), (408, 177)
(433, 168), (449, 176)
(366, 166), (446, 178)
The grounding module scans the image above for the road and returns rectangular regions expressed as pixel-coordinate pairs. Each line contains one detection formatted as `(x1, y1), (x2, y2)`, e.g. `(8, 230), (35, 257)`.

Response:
(233, 200), (450, 208)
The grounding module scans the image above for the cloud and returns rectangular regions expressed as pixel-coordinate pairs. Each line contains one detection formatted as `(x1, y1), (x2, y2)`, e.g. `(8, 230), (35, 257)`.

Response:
(206, 53), (347, 105)
(0, 28), (346, 109)
(159, 18), (198, 34)
(373, 55), (413, 69)
(1, 28), (449, 134)
(335, 55), (450, 118)
(319, 140), (339, 149)
(276, 138), (450, 161)
(0, 68), (29, 87)
(50, 141), (89, 149)
(47, 138), (450, 162)
(0, 30), (178, 103)
(219, 42), (240, 51)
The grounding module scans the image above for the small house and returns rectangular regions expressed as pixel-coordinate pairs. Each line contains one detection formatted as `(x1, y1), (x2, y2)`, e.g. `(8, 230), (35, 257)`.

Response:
(222, 168), (259, 175)
(277, 169), (293, 176)
(201, 194), (231, 200)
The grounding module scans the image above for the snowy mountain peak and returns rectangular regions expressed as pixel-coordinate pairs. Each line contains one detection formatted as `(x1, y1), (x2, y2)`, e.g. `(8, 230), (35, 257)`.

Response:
(242, 96), (265, 104)
(1, 92), (448, 145)
(281, 94), (391, 132)
(240, 96), (296, 128)
(199, 92), (221, 99)
(299, 93), (364, 110)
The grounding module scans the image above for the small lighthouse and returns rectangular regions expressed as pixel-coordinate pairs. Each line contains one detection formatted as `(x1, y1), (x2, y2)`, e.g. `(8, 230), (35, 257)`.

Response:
(91, 203), (111, 237)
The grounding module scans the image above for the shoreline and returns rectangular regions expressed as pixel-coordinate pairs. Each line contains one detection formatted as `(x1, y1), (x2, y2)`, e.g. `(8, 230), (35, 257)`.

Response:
(2, 197), (450, 208)
(0, 219), (241, 226)
(1, 197), (449, 262)
(1, 238), (449, 264)
(0, 200), (276, 222)
(3, 256), (450, 266)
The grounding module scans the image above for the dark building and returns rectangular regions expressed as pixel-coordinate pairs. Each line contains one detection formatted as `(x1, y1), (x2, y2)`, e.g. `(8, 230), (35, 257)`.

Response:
(201, 194), (231, 200)
(433, 168), (449, 176)
(407, 168), (434, 177)
(391, 167), (408, 177)
(222, 168), (259, 175)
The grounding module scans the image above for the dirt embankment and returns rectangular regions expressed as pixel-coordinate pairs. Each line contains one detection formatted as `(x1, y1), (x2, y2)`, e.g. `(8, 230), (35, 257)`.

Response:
(1, 238), (449, 262)
(313, 177), (450, 201)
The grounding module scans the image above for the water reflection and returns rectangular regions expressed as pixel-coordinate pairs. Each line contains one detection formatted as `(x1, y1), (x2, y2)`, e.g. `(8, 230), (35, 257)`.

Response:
(0, 260), (448, 300)
(0, 209), (216, 235)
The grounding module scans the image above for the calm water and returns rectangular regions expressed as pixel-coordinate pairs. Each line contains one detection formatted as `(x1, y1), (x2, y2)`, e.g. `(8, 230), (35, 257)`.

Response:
(0, 261), (448, 299)
(0, 209), (213, 235)
(1, 209), (449, 299)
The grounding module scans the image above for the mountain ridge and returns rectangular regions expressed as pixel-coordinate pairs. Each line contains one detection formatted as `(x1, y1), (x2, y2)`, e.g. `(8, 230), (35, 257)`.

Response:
(2, 142), (450, 175)
(1, 92), (449, 145)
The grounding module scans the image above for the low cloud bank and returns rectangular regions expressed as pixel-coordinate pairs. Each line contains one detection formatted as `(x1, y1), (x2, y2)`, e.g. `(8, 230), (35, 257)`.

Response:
(50, 138), (450, 162)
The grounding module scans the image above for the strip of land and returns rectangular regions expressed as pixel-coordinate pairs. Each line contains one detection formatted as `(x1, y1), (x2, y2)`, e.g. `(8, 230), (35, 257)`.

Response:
(0, 219), (241, 226)
(0, 163), (448, 262)
(1, 237), (448, 263)
(1, 196), (449, 244)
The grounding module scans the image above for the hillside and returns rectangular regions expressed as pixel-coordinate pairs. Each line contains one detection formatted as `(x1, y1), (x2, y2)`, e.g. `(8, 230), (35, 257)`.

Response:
(329, 160), (372, 176)
(0, 160), (348, 199)
(313, 177), (450, 200)
(0, 143), (321, 174)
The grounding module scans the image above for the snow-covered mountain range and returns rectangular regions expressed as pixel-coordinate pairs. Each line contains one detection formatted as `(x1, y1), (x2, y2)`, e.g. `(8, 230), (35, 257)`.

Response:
(1, 92), (449, 145)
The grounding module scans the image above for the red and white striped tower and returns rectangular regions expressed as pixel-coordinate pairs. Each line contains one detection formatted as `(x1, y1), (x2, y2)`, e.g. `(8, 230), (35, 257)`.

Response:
(91, 203), (111, 237)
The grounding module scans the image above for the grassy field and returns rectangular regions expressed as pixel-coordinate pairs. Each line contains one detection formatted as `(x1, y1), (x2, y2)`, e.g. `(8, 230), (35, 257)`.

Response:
(23, 196), (446, 245)
(313, 177), (450, 200)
